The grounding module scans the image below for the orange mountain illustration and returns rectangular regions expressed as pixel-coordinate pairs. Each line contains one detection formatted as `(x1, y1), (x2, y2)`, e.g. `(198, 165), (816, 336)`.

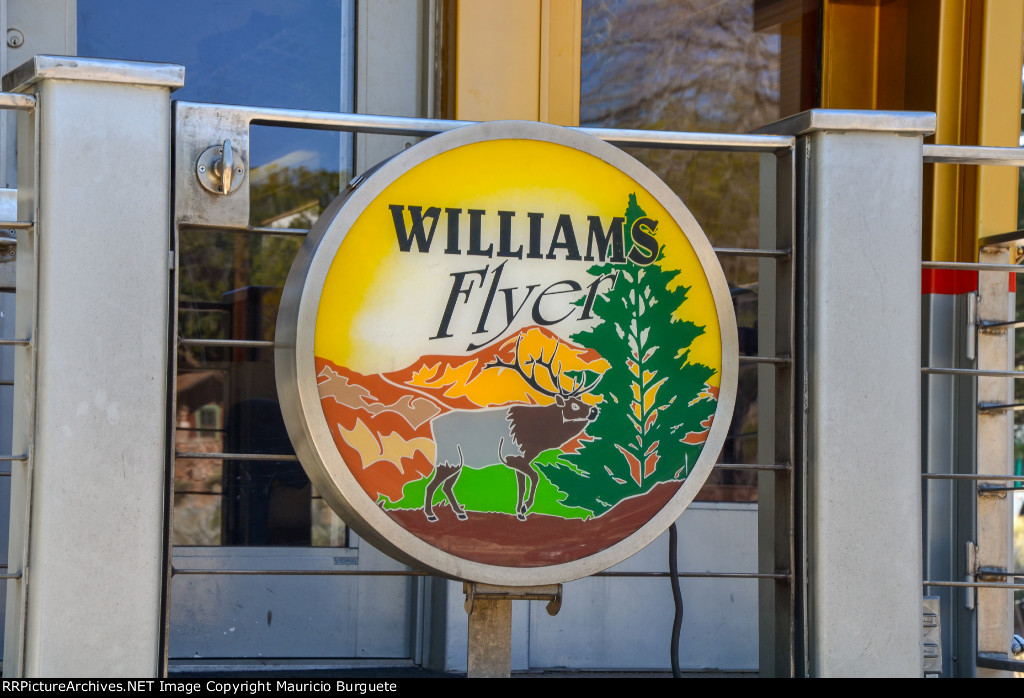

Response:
(315, 326), (607, 502)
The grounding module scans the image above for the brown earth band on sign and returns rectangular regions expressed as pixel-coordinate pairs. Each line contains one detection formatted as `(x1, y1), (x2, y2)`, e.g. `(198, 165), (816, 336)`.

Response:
(385, 479), (682, 567)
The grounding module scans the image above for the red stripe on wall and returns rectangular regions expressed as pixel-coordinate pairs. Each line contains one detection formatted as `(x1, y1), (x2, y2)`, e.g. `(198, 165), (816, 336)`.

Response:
(921, 268), (1018, 294)
(922, 268), (978, 294)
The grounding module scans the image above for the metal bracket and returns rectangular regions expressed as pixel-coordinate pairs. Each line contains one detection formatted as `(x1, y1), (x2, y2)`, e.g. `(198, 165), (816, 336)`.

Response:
(463, 582), (562, 616)
(196, 139), (245, 195)
(174, 102), (251, 228)
(976, 566), (1008, 583)
(977, 482), (1012, 497)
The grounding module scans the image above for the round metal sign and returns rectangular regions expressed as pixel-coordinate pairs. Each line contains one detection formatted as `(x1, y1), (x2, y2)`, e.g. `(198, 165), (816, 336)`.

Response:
(276, 121), (737, 585)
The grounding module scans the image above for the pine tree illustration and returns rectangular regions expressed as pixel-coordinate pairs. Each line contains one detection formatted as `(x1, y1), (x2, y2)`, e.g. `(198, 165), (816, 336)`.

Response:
(544, 194), (717, 514)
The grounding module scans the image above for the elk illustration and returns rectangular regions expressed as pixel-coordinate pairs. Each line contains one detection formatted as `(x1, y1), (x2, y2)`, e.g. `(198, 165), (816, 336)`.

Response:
(423, 336), (601, 522)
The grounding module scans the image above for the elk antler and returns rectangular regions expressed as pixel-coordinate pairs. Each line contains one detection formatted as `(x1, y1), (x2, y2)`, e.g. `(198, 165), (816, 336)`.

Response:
(485, 335), (564, 398)
(568, 369), (603, 397)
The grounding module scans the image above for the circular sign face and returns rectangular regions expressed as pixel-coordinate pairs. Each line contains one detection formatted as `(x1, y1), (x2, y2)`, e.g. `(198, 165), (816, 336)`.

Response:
(276, 121), (737, 586)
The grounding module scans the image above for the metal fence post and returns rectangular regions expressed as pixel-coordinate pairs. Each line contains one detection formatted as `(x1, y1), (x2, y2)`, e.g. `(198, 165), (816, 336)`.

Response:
(764, 110), (935, 676)
(1, 56), (183, 677)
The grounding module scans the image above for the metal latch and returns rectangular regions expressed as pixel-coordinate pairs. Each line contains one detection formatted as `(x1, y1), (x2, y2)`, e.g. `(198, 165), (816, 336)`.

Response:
(196, 139), (245, 195)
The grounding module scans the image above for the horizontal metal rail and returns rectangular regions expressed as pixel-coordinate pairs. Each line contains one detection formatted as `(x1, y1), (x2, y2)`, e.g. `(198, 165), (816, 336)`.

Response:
(178, 223), (309, 237)
(738, 355), (791, 366)
(977, 483), (1024, 493)
(923, 579), (1024, 590)
(180, 102), (795, 154)
(0, 338), (29, 346)
(0, 92), (35, 111)
(171, 568), (785, 580)
(180, 341), (794, 362)
(922, 473), (1024, 482)
(171, 568), (428, 577)
(0, 573), (22, 580)
(976, 654), (1024, 672)
(980, 319), (1024, 330)
(178, 338), (274, 349)
(596, 571), (789, 580)
(923, 144), (1024, 166)
(179, 222), (793, 262)
(979, 402), (1024, 413)
(923, 367), (1024, 378)
(0, 221), (33, 231)
(715, 462), (790, 471)
(171, 452), (788, 471)
(921, 260), (1022, 273)
(175, 451), (298, 462)
(713, 247), (791, 259)
(0, 454), (27, 462)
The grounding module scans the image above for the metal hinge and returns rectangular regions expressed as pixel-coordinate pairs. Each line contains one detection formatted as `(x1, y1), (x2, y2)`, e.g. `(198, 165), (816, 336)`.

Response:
(923, 596), (942, 676)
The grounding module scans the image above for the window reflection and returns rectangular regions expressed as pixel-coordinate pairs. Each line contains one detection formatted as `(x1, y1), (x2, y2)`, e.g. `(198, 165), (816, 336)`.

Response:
(79, 1), (355, 546)
(175, 228), (347, 547)
(581, 0), (811, 501)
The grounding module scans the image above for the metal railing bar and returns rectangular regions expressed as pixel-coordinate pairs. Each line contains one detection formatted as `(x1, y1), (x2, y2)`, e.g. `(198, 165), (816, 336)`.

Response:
(214, 103), (798, 153)
(978, 229), (1024, 247)
(978, 402), (1024, 413)
(245, 107), (474, 137)
(178, 338), (275, 349)
(923, 367), (1024, 378)
(595, 571), (790, 580)
(578, 126), (794, 153)
(976, 654), (1024, 672)
(180, 238), (796, 257)
(0, 380), (12, 386)
(0, 454), (27, 462)
(0, 338), (29, 346)
(172, 568), (428, 577)
(0, 93), (35, 110)
(977, 483), (1024, 492)
(178, 222), (310, 237)
(177, 307), (231, 315)
(922, 260), (1023, 273)
(0, 573), (22, 580)
(177, 102), (795, 153)
(712, 246), (791, 259)
(923, 473), (1024, 482)
(175, 451), (298, 462)
(738, 355), (791, 365)
(714, 462), (791, 471)
(170, 567), (786, 580)
(0, 221), (33, 231)
(923, 143), (1024, 166)
(923, 579), (1024, 590)
(980, 319), (1024, 330)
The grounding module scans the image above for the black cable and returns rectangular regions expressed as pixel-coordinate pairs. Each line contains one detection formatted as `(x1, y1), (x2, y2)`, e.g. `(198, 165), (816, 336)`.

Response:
(669, 522), (683, 678)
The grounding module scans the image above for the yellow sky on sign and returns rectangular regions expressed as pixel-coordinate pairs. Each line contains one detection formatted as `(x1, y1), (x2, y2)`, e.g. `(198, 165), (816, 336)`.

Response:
(314, 138), (723, 384)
